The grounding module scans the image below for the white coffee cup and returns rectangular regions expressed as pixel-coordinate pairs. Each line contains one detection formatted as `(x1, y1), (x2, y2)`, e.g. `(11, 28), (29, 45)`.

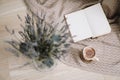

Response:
(83, 47), (99, 61)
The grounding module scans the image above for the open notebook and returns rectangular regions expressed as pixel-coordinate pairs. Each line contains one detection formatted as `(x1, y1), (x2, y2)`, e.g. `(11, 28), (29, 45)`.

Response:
(65, 3), (111, 42)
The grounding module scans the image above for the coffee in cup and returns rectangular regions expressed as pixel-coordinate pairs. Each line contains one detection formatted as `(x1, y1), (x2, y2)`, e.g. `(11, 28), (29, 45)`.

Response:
(83, 46), (99, 61)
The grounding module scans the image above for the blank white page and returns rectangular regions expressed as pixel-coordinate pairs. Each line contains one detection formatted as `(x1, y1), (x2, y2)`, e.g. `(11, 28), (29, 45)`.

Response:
(84, 3), (111, 37)
(65, 10), (93, 42)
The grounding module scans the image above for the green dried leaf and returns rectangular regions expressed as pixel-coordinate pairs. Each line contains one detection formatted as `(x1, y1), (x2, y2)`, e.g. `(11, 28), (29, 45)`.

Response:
(42, 58), (54, 68)
(5, 26), (15, 35)
(17, 14), (22, 21)
(52, 35), (61, 42)
(64, 44), (70, 48)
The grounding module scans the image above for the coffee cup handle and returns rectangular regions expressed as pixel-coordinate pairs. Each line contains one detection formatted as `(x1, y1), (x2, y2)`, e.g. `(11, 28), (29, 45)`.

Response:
(92, 57), (99, 61)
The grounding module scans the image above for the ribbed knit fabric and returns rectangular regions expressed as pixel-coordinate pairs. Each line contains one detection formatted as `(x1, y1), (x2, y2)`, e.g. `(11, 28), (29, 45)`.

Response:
(24, 0), (120, 76)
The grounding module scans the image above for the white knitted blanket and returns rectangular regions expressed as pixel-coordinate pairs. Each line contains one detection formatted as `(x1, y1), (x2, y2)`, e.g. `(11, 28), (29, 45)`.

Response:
(24, 0), (120, 76)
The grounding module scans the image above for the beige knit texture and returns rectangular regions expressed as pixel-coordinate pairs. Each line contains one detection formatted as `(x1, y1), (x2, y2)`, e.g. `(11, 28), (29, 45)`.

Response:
(24, 0), (120, 76)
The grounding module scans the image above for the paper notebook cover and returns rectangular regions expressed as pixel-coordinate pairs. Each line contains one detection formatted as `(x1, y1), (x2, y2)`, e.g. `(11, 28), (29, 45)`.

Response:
(65, 3), (111, 42)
